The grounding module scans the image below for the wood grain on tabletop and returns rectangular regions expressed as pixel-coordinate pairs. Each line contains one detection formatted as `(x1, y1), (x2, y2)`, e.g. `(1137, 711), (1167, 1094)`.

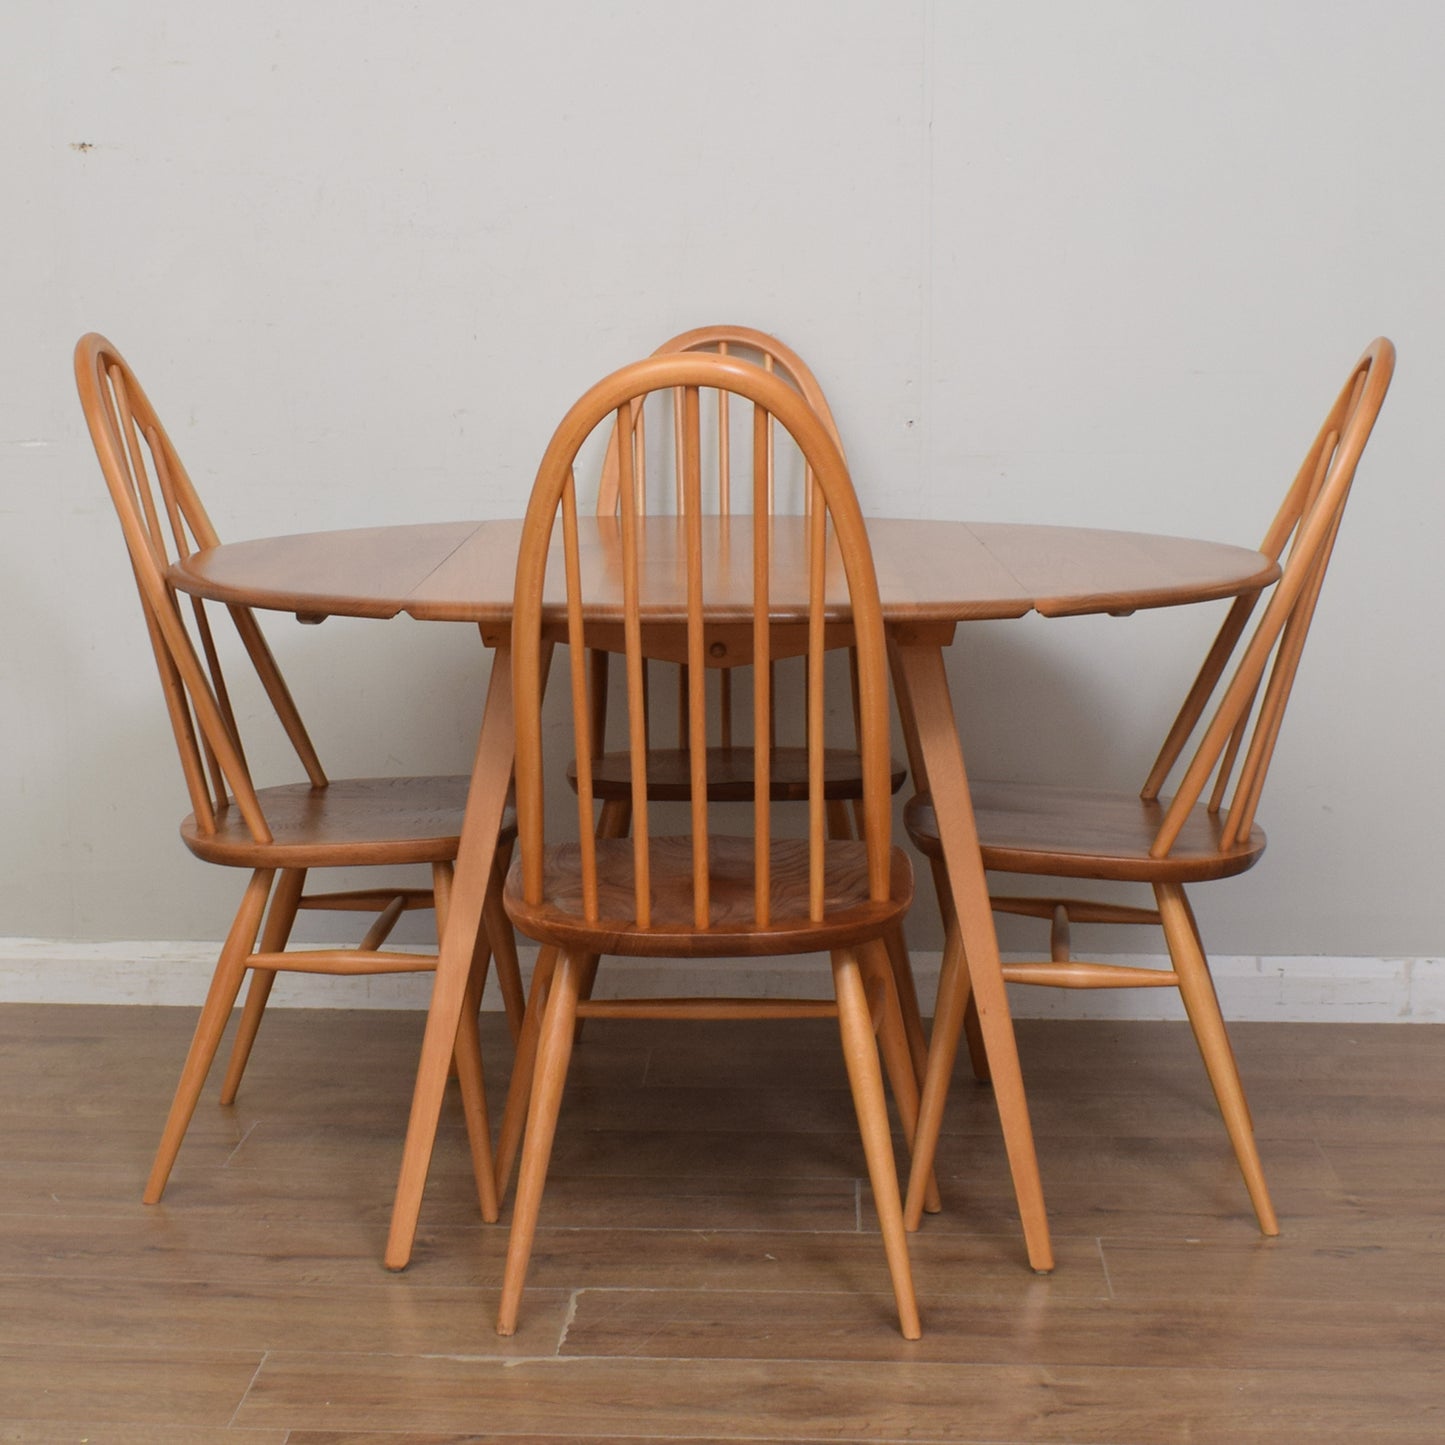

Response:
(172, 519), (480, 619)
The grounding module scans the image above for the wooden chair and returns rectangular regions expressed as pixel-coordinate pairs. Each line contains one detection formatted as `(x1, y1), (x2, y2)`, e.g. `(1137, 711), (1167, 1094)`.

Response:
(575, 326), (920, 1061)
(902, 338), (1395, 1234)
(497, 352), (923, 1338)
(585, 325), (904, 828)
(73, 333), (523, 1217)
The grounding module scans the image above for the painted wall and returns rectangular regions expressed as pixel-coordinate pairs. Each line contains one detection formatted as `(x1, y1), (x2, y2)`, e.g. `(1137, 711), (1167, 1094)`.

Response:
(3, 1), (1441, 965)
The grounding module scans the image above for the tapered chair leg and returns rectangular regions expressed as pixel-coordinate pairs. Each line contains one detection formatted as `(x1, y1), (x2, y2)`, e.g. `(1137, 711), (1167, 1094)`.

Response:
(568, 954), (602, 1029)
(597, 798), (631, 837)
(483, 845), (526, 1045)
(455, 858), (496, 1042)
(145, 868), (275, 1204)
(572, 800), (631, 1043)
(904, 919), (970, 1230)
(859, 939), (941, 1214)
(454, 954), (499, 1223)
(927, 857), (989, 1084)
(497, 950), (583, 1336)
(494, 944), (559, 1200)
(219, 867), (307, 1105)
(432, 860), (499, 1225)
(832, 948), (921, 1340)
(881, 922), (930, 1087)
(218, 970), (277, 1106)
(1156, 882), (1278, 1236)
(825, 799), (855, 840)
(961, 992), (990, 1086)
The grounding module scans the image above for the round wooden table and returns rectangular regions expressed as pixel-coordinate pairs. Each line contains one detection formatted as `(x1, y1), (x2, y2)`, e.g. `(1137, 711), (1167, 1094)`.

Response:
(173, 517), (1278, 1273)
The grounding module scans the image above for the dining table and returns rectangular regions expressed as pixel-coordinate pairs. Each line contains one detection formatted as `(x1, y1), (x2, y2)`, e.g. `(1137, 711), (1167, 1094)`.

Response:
(171, 514), (1280, 1274)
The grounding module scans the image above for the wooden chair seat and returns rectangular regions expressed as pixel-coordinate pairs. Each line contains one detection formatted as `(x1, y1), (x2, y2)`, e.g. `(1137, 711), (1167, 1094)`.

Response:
(570, 747), (907, 803)
(179, 776), (514, 868)
(505, 836), (913, 958)
(905, 783), (1265, 884)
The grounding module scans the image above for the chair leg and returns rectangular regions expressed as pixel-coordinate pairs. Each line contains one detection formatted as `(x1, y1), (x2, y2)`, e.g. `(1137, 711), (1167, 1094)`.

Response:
(433, 860), (499, 1226)
(497, 949), (583, 1337)
(144, 869), (274, 1204)
(484, 843), (526, 1045)
(1155, 882), (1278, 1236)
(825, 799), (855, 840)
(904, 918), (969, 1230)
(597, 798), (632, 836)
(832, 948), (921, 1340)
(454, 946), (500, 1224)
(218, 971), (277, 1105)
(218, 867), (307, 1105)
(961, 992), (990, 1086)
(572, 800), (631, 1043)
(569, 954), (602, 1025)
(494, 944), (559, 1201)
(859, 939), (941, 1215)
(457, 857), (496, 1044)
(927, 857), (989, 1083)
(881, 922), (930, 1088)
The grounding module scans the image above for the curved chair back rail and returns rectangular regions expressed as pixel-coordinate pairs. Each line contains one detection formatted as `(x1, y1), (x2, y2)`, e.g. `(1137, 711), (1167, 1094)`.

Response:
(901, 338), (1396, 1245)
(583, 326), (898, 844)
(73, 333), (520, 1218)
(1146, 337), (1395, 857)
(497, 350), (922, 1340)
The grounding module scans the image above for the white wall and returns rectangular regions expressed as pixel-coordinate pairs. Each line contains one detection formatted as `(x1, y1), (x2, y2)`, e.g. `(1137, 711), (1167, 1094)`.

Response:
(3, 2), (1442, 981)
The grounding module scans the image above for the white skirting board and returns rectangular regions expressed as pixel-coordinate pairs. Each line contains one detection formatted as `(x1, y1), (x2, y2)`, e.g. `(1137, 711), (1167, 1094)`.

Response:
(0, 938), (1441, 1022)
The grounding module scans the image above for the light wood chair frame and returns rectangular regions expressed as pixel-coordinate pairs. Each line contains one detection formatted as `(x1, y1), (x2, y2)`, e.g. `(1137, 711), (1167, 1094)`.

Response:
(74, 333), (522, 1218)
(498, 352), (924, 1339)
(575, 326), (922, 1068)
(587, 325), (890, 829)
(904, 338), (1395, 1237)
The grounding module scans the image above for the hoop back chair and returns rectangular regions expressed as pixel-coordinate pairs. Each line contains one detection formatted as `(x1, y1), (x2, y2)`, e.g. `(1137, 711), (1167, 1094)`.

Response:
(583, 326), (905, 831)
(498, 352), (922, 1338)
(74, 333), (520, 1218)
(903, 337), (1395, 1234)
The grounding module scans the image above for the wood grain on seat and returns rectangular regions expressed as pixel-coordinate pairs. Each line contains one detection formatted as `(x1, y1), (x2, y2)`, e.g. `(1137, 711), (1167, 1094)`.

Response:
(179, 775), (475, 867)
(906, 783), (1266, 884)
(507, 836), (913, 958)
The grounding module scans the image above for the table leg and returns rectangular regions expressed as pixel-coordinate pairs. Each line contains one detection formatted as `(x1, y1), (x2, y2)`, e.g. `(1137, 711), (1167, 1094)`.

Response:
(889, 631), (1054, 1272)
(385, 640), (515, 1270)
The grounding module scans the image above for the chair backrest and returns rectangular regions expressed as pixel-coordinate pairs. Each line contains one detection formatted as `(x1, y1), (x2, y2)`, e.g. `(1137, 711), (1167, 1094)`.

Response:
(593, 326), (848, 755)
(1143, 338), (1394, 857)
(74, 333), (325, 845)
(595, 325), (845, 519)
(513, 353), (893, 930)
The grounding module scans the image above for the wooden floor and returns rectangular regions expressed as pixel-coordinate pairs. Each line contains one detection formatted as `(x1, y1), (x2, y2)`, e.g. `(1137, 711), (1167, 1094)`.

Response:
(1, 1003), (1442, 1444)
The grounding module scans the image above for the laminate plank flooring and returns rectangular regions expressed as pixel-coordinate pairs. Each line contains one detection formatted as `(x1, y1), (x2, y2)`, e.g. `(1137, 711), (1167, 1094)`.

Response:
(0, 1003), (1441, 1443)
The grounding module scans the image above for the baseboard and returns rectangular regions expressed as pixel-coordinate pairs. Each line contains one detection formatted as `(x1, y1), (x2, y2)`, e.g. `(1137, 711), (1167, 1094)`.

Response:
(1, 938), (1440, 1022)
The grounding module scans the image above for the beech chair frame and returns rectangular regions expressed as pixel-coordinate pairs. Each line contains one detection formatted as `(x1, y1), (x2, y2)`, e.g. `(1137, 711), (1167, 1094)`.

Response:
(498, 352), (924, 1339)
(574, 326), (921, 1067)
(903, 338), (1395, 1236)
(586, 325), (895, 831)
(74, 333), (522, 1217)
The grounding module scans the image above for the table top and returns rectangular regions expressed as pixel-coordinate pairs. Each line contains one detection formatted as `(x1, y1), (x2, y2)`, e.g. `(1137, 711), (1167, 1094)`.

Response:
(170, 516), (1279, 625)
